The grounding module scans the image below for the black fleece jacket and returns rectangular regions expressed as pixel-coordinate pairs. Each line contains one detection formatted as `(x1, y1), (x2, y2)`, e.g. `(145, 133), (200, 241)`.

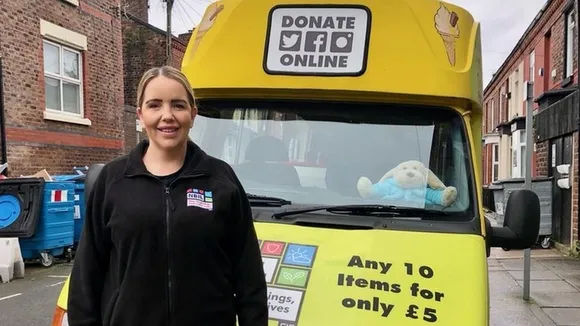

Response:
(67, 140), (268, 326)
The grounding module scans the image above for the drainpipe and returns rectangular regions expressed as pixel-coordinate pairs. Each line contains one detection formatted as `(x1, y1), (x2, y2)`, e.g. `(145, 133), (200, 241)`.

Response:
(0, 56), (7, 176)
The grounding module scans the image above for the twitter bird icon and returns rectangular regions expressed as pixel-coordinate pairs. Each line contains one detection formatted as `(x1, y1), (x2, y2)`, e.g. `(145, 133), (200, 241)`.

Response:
(279, 31), (302, 51)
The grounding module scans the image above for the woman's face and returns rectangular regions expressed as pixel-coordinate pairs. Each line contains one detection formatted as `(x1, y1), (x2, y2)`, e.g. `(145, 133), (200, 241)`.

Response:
(137, 75), (195, 152)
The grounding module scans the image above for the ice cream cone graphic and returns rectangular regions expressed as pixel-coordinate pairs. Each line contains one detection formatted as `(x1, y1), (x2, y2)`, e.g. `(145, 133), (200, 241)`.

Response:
(191, 3), (225, 54)
(440, 32), (458, 65)
(434, 4), (460, 66)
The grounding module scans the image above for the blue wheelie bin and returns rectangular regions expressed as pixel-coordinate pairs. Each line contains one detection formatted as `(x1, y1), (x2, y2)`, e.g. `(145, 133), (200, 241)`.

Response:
(19, 180), (76, 267)
(0, 178), (45, 238)
(52, 173), (86, 248)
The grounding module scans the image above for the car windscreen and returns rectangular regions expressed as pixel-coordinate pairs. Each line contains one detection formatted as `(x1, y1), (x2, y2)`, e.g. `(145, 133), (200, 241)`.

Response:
(189, 99), (476, 220)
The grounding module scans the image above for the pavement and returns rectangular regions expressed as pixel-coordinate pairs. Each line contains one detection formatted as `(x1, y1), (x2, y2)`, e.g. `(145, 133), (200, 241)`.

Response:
(486, 209), (580, 326)
(489, 247), (580, 326)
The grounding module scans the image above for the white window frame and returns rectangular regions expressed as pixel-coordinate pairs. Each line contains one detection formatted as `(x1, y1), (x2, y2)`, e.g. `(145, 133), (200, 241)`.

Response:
(565, 10), (575, 78)
(492, 143), (499, 182)
(43, 39), (84, 117)
(519, 130), (526, 177)
(511, 130), (527, 178)
(39, 19), (90, 126)
(511, 136), (518, 176)
(509, 139), (513, 178)
(529, 50), (535, 83)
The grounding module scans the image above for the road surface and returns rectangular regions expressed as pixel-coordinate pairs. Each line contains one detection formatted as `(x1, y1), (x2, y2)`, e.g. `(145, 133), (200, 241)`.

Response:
(0, 262), (71, 326)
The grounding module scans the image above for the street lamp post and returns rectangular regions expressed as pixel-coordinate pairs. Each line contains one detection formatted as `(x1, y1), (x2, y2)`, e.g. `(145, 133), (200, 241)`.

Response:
(165, 0), (174, 66)
(523, 81), (534, 301)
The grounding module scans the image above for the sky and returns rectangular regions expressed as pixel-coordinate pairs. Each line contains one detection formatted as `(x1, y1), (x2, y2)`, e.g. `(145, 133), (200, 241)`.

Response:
(148, 0), (549, 87)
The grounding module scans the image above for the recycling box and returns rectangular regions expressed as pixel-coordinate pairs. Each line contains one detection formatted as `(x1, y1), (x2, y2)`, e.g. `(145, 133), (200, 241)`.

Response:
(19, 181), (75, 261)
(51, 174), (86, 246)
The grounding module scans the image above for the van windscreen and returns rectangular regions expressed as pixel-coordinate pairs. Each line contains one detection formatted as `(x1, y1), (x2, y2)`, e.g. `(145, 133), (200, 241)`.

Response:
(190, 100), (475, 220)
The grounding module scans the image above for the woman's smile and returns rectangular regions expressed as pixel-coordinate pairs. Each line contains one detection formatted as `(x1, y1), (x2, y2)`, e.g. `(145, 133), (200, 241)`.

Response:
(157, 126), (180, 137)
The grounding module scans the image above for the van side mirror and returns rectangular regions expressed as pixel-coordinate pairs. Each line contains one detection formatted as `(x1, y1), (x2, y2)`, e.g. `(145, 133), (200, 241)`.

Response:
(489, 189), (540, 249)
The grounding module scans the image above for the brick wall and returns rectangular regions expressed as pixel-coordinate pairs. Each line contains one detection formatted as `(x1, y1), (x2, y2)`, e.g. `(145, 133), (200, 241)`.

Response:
(482, 143), (488, 184)
(178, 31), (193, 44)
(121, 14), (188, 152)
(532, 0), (579, 247)
(482, 0), (578, 174)
(480, 0), (579, 247)
(123, 105), (137, 154)
(482, 143), (495, 185)
(9, 144), (120, 174)
(536, 141), (549, 177)
(550, 2), (578, 88)
(483, 0), (578, 132)
(0, 0), (125, 175)
(533, 0), (578, 174)
(122, 0), (148, 22)
(531, 37), (546, 101)
(483, 0), (575, 99)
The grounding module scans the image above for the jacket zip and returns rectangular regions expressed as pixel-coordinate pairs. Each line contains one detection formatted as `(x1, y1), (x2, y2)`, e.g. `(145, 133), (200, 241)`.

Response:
(165, 186), (174, 326)
(162, 172), (208, 326)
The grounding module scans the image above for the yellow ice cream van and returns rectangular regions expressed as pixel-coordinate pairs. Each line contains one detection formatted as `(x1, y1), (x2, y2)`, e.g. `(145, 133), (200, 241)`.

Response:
(52, 0), (541, 325)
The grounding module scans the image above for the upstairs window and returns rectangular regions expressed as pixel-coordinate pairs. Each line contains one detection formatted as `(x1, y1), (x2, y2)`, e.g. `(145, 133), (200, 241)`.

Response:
(43, 40), (83, 117)
(565, 9), (575, 78)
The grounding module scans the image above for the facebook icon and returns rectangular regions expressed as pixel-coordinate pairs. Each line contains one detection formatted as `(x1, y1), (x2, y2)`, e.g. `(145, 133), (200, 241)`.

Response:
(304, 31), (327, 52)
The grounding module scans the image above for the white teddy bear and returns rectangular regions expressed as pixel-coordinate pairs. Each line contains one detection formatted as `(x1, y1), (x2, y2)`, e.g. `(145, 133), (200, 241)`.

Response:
(356, 160), (458, 207)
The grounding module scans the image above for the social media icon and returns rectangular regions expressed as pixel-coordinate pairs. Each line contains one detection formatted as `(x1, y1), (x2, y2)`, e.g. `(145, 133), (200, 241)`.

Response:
(304, 31), (327, 52)
(330, 32), (354, 53)
(279, 31), (302, 51)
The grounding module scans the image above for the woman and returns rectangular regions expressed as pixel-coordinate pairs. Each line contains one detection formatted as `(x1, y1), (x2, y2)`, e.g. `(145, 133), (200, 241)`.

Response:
(67, 66), (268, 326)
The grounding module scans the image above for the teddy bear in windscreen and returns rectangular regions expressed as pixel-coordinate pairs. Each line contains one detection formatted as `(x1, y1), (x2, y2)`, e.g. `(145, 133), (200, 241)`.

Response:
(356, 160), (458, 207)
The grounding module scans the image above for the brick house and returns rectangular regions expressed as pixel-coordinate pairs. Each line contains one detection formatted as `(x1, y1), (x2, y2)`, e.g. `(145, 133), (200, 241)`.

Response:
(482, 0), (579, 250)
(0, 0), (125, 176)
(0, 0), (194, 176)
(121, 6), (191, 152)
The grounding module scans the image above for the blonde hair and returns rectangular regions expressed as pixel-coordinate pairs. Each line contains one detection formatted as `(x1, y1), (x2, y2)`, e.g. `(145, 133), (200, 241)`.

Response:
(136, 66), (197, 109)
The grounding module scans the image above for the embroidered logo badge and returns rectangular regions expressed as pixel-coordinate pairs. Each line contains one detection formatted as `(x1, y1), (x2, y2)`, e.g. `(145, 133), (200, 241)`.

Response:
(186, 188), (213, 211)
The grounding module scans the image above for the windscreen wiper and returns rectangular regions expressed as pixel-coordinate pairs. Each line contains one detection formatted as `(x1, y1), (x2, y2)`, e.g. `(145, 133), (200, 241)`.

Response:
(246, 193), (292, 207)
(271, 204), (451, 219)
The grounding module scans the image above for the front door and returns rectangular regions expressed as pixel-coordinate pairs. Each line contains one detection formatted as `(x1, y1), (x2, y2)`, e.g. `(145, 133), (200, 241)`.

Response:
(549, 135), (572, 246)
